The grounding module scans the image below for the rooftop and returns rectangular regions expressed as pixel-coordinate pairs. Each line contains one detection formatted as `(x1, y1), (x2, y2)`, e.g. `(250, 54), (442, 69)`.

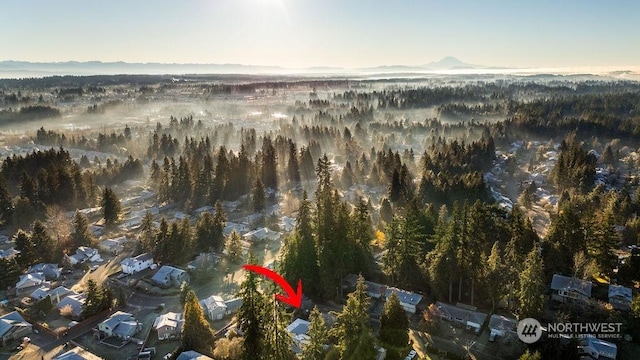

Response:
(551, 274), (592, 297)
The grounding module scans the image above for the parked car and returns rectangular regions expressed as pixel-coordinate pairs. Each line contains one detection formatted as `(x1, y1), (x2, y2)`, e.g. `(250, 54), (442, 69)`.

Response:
(90, 265), (99, 272)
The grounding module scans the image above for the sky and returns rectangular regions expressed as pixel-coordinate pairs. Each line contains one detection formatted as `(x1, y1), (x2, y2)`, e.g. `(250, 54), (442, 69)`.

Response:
(1, 0), (639, 69)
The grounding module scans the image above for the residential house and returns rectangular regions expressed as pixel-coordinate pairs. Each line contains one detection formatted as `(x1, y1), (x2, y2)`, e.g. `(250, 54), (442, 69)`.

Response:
(488, 314), (517, 340)
(608, 285), (633, 311)
(66, 246), (102, 265)
(193, 206), (214, 216)
(278, 216), (296, 232)
(98, 311), (141, 339)
(187, 253), (221, 272)
(99, 236), (127, 255)
(550, 274), (592, 305)
(223, 222), (248, 236)
(433, 302), (488, 334)
(0, 311), (32, 346)
(243, 227), (281, 242)
(0, 247), (20, 260)
(57, 293), (86, 319)
(176, 350), (213, 360)
(151, 265), (189, 288)
(27, 263), (62, 280)
(16, 273), (49, 295)
(121, 252), (154, 274)
(578, 336), (617, 360)
(53, 345), (103, 360)
(30, 286), (73, 304)
(224, 298), (242, 315)
(343, 274), (387, 299)
(153, 312), (184, 340)
(286, 318), (310, 355)
(200, 295), (227, 320)
(384, 287), (423, 314)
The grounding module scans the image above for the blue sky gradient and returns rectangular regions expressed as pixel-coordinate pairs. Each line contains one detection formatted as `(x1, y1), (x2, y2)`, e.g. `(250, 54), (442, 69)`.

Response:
(1, 0), (638, 68)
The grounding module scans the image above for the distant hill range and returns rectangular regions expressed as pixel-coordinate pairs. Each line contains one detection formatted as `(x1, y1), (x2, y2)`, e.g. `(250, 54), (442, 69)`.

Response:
(0, 57), (489, 77)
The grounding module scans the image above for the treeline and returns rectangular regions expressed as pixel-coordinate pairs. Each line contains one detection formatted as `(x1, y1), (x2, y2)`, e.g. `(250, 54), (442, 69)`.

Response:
(36, 125), (132, 154)
(0, 105), (60, 123)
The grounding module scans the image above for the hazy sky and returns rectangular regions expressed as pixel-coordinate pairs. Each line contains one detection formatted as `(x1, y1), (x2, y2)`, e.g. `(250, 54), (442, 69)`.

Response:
(1, 0), (638, 68)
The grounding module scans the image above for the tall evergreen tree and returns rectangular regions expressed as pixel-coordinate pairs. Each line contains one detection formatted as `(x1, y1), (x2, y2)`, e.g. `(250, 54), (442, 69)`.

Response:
(379, 292), (409, 354)
(302, 306), (328, 360)
(237, 254), (268, 359)
(0, 174), (13, 225)
(71, 211), (94, 249)
(31, 220), (57, 263)
(182, 289), (215, 354)
(101, 187), (122, 227)
(14, 230), (37, 268)
(331, 275), (374, 359)
(212, 201), (227, 252)
(252, 178), (266, 213)
(517, 247), (545, 319)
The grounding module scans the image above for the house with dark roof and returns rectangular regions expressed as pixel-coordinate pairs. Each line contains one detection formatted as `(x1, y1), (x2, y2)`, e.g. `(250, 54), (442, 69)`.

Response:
(608, 284), (633, 311)
(151, 265), (189, 288)
(343, 274), (387, 299)
(99, 236), (127, 255)
(30, 286), (73, 304)
(578, 336), (617, 360)
(488, 314), (517, 340)
(121, 252), (154, 274)
(384, 287), (423, 314)
(27, 263), (62, 280)
(98, 311), (141, 339)
(0, 311), (32, 345)
(66, 246), (102, 265)
(433, 302), (488, 334)
(550, 274), (592, 305)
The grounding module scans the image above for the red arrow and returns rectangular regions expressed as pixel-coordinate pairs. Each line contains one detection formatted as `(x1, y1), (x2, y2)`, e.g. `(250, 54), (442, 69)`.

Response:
(242, 264), (303, 308)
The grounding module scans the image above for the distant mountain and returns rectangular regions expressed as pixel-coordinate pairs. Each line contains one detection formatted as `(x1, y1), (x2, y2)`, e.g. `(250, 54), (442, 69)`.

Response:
(422, 56), (478, 70)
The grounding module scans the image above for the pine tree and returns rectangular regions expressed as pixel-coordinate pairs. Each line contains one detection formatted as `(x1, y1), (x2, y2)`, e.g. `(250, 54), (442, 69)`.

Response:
(82, 279), (103, 318)
(262, 297), (294, 360)
(331, 275), (374, 359)
(182, 289), (215, 354)
(195, 212), (215, 253)
(379, 292), (409, 351)
(517, 247), (545, 319)
(71, 211), (94, 249)
(302, 306), (328, 360)
(212, 201), (227, 252)
(14, 230), (37, 268)
(484, 242), (504, 312)
(252, 178), (266, 213)
(0, 174), (13, 225)
(237, 254), (267, 358)
(139, 212), (156, 253)
(101, 187), (122, 227)
(31, 220), (57, 263)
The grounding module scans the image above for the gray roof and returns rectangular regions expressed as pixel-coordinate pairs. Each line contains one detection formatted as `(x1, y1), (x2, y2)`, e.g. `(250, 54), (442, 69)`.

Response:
(113, 320), (139, 338)
(151, 265), (186, 285)
(550, 274), (592, 297)
(57, 293), (86, 317)
(0, 311), (31, 338)
(488, 314), (517, 332)
(135, 252), (153, 262)
(608, 285), (632, 302)
(224, 298), (243, 313)
(385, 287), (423, 306)
(286, 318), (310, 336)
(434, 302), (488, 326)
(101, 311), (134, 330)
(176, 350), (213, 360)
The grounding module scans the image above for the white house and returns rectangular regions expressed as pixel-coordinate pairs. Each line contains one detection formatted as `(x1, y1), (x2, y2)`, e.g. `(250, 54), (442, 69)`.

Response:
(153, 312), (183, 340)
(384, 287), (423, 314)
(200, 295), (227, 320)
(66, 246), (102, 265)
(98, 311), (141, 339)
(121, 252), (154, 274)
(99, 236), (127, 255)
